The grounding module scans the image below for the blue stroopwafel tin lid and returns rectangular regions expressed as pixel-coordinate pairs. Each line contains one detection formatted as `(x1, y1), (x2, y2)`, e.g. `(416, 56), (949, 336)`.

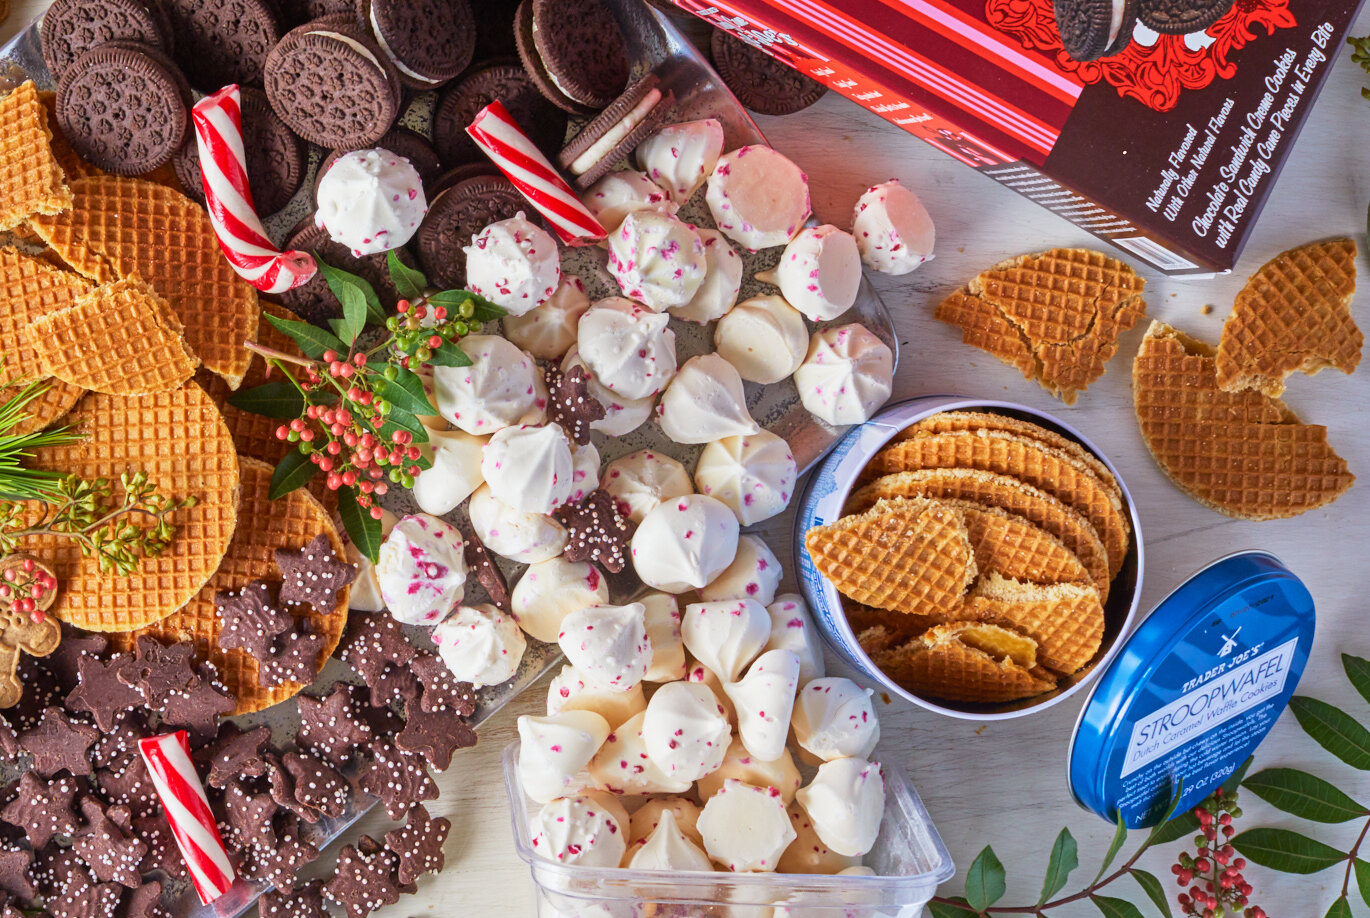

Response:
(1068, 550), (1314, 828)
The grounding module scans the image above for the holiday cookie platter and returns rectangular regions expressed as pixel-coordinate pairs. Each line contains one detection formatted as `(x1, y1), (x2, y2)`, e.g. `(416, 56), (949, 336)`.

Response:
(0, 0), (909, 916)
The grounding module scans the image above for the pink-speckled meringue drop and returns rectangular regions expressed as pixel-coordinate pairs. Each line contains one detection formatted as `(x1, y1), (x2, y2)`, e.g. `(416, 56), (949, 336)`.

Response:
(463, 212), (561, 315)
(705, 145), (811, 251)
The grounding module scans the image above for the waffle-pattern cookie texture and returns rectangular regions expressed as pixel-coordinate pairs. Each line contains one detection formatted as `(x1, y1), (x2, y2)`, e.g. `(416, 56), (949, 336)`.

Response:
(110, 458), (349, 714)
(25, 276), (198, 396)
(21, 382), (240, 631)
(935, 248), (1147, 404)
(863, 429), (1131, 576)
(846, 468), (1110, 600)
(868, 621), (1055, 703)
(0, 81), (72, 231)
(804, 497), (976, 617)
(28, 175), (259, 388)
(965, 573), (1104, 676)
(0, 246), (91, 434)
(944, 499), (1090, 588)
(1216, 238), (1362, 397)
(1134, 321), (1354, 519)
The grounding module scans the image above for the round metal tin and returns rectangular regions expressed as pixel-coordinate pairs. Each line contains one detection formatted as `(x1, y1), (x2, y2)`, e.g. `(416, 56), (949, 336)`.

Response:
(1067, 551), (1315, 828)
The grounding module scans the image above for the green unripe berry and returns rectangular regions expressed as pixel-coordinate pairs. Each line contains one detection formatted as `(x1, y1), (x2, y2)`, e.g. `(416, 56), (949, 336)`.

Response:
(459, 300), (474, 319)
(416, 346), (433, 361)
(383, 365), (399, 381)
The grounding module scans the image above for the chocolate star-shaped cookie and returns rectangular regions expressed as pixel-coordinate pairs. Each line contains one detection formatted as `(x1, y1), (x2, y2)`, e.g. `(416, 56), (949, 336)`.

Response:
(544, 364), (605, 445)
(32, 844), (92, 900)
(91, 711), (149, 771)
(0, 719), (16, 759)
(215, 581), (292, 658)
(222, 781), (278, 851)
(412, 652), (478, 717)
(203, 724), (272, 790)
(462, 532), (511, 611)
(19, 705), (98, 777)
(132, 814), (185, 879)
(372, 663), (422, 713)
(67, 653), (143, 731)
(296, 685), (372, 769)
(260, 879), (328, 918)
(46, 878), (122, 918)
(339, 612), (416, 688)
(117, 638), (196, 712)
(555, 488), (636, 572)
(1, 772), (79, 848)
(283, 752), (350, 821)
(384, 804), (450, 886)
(95, 758), (158, 820)
(161, 664), (236, 744)
(124, 880), (168, 918)
(396, 705), (477, 772)
(257, 627), (325, 688)
(71, 798), (147, 888)
(7, 656), (62, 732)
(275, 534), (357, 614)
(249, 815), (317, 893)
(359, 741), (438, 820)
(47, 626), (108, 692)
(0, 845), (34, 902)
(324, 836), (404, 918)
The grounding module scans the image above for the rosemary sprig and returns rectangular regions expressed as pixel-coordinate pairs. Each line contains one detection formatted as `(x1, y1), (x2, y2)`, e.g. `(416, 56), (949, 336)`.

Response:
(0, 379), (85, 501)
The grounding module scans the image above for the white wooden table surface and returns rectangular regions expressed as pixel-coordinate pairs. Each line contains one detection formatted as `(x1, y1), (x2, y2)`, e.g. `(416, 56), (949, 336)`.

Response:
(9, 1), (1370, 914)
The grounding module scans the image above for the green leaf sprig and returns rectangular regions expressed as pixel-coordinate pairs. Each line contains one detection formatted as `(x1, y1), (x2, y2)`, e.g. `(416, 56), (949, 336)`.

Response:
(233, 253), (504, 560)
(0, 380), (85, 501)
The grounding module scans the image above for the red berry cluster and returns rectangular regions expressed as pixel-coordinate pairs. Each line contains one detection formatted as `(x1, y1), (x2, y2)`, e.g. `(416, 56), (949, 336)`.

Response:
(1172, 788), (1265, 918)
(0, 557), (56, 623)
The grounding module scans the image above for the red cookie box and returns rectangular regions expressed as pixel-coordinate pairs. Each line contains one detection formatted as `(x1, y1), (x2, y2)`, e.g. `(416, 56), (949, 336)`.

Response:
(672, 0), (1363, 275)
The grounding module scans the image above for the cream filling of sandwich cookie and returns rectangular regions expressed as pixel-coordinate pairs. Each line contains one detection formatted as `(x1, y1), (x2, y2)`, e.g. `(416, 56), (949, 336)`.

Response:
(794, 324), (894, 427)
(851, 180), (935, 275)
(577, 297), (678, 399)
(314, 148), (426, 256)
(639, 591), (687, 683)
(481, 422), (575, 515)
(700, 534), (782, 605)
(607, 212), (707, 312)
(588, 710), (692, 795)
(794, 757), (886, 857)
(765, 593), (826, 684)
(670, 227), (743, 324)
(501, 276), (590, 360)
(706, 145), (812, 251)
(694, 430), (798, 527)
(602, 449), (693, 524)
(698, 779), (797, 872)
(714, 294), (809, 385)
(517, 710), (611, 804)
(656, 354), (759, 445)
(628, 809), (714, 872)
(432, 603), (526, 689)
(432, 335), (545, 434)
(642, 681), (732, 782)
(467, 483), (567, 564)
(681, 598), (770, 683)
(583, 170), (678, 235)
(765, 224), (863, 321)
(791, 677), (880, 762)
(464, 213), (561, 316)
(558, 603), (652, 693)
(547, 664), (646, 729)
(411, 428), (486, 516)
(631, 494), (740, 593)
(375, 513), (466, 625)
(561, 347), (655, 437)
(637, 118), (725, 206)
(305, 30), (386, 73)
(724, 649), (801, 763)
(510, 556), (608, 644)
(529, 792), (630, 868)
(570, 88), (663, 176)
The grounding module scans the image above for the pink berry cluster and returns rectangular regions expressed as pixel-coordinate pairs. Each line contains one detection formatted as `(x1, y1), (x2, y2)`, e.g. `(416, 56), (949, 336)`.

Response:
(0, 557), (56, 623)
(1172, 788), (1264, 918)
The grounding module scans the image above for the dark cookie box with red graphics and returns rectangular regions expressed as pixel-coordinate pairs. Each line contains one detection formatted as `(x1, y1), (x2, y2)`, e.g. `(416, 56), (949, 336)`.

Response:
(672, 0), (1362, 275)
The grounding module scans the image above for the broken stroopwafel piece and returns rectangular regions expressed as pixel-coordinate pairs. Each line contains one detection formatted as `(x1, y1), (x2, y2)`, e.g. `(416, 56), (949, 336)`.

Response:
(963, 573), (1104, 676)
(867, 621), (1056, 704)
(0, 81), (72, 231)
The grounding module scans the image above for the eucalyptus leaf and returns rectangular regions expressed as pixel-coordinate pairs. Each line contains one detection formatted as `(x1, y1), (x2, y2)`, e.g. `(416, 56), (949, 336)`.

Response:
(1289, 696), (1370, 770)
(964, 846), (1006, 911)
(339, 486), (382, 564)
(427, 340), (473, 367)
(268, 449), (317, 500)
(227, 380), (304, 419)
(388, 250), (427, 301)
(265, 313), (345, 359)
(1094, 811), (1129, 883)
(1091, 894), (1145, 918)
(1037, 828), (1078, 905)
(1231, 827), (1347, 874)
(1243, 768), (1367, 823)
(927, 899), (980, 918)
(1129, 868), (1171, 917)
(1344, 654), (1370, 707)
(317, 257), (385, 325)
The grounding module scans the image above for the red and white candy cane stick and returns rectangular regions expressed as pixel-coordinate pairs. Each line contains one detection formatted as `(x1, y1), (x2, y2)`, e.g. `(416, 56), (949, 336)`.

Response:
(192, 85), (317, 294)
(466, 101), (607, 247)
(139, 731), (236, 904)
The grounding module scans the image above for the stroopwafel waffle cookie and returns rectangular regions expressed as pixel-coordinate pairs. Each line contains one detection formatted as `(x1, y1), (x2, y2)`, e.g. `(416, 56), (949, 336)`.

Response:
(1216, 238), (1361, 397)
(0, 246), (91, 434)
(0, 81), (71, 231)
(942, 499), (1090, 589)
(25, 276), (198, 396)
(965, 573), (1104, 676)
(110, 458), (349, 715)
(1134, 321), (1354, 519)
(868, 621), (1055, 704)
(935, 248), (1147, 404)
(20, 382), (240, 631)
(28, 174), (259, 388)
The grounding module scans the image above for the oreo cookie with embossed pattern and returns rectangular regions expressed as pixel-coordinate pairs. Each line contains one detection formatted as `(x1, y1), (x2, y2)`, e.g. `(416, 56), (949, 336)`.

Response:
(264, 18), (402, 149)
(56, 41), (192, 175)
(1053, 0), (1139, 60)
(40, 0), (172, 80)
(710, 29), (827, 116)
(515, 0), (629, 114)
(415, 175), (534, 289)
(1137, 0), (1229, 35)
(173, 86), (305, 216)
(358, 0), (476, 90)
(432, 61), (566, 167)
(163, 0), (283, 90)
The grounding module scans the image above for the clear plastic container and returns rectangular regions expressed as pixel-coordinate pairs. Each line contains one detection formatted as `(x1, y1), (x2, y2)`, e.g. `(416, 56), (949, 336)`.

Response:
(503, 742), (954, 918)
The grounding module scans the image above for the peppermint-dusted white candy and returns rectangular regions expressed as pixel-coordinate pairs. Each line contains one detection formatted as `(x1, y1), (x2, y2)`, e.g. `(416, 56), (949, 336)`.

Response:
(694, 430), (797, 527)
(431, 603), (526, 689)
(530, 792), (630, 867)
(768, 224), (863, 321)
(698, 779), (796, 872)
(628, 797), (704, 852)
(588, 710), (691, 795)
(546, 665), (646, 730)
(603, 449), (693, 525)
(794, 324), (894, 427)
(852, 179), (934, 275)
(577, 297), (678, 400)
(412, 428), (486, 516)
(686, 662), (736, 725)
(639, 591), (687, 683)
(643, 681), (732, 782)
(375, 513), (465, 625)
(631, 494), (740, 593)
(558, 603), (652, 692)
(463, 212), (561, 315)
(637, 118), (724, 205)
(764, 594), (826, 684)
(432, 335), (545, 434)
(607, 212), (707, 312)
(467, 484), (568, 564)
(314, 148), (426, 255)
(656, 354), (759, 445)
(696, 736), (801, 803)
(481, 423), (575, 515)
(714, 295), (808, 385)
(501, 275), (590, 360)
(706, 145), (811, 252)
(583, 170), (678, 234)
(791, 678), (881, 762)
(567, 440), (600, 506)
(795, 757), (886, 857)
(517, 711), (611, 803)
(628, 810), (714, 873)
(700, 534), (782, 606)
(562, 347), (656, 437)
(724, 649), (801, 763)
(512, 557), (608, 644)
(682, 598), (770, 683)
(776, 800), (862, 874)
(670, 227), (742, 325)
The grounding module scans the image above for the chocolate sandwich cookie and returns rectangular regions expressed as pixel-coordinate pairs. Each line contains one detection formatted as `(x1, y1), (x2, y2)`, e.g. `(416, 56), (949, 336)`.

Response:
(1137, 0), (1230, 35)
(415, 175), (530, 289)
(264, 19), (402, 149)
(163, 0), (282, 89)
(558, 74), (675, 190)
(515, 0), (629, 114)
(428, 163), (499, 198)
(710, 30), (828, 116)
(471, 0), (520, 61)
(314, 127), (444, 202)
(432, 62), (566, 167)
(276, 0), (354, 27)
(1053, 0), (1139, 61)
(56, 42), (192, 175)
(277, 217), (409, 325)
(358, 0), (476, 90)
(174, 87), (305, 215)
(40, 0), (172, 80)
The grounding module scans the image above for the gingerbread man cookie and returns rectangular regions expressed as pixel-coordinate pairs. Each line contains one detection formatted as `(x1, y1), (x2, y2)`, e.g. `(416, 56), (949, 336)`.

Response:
(0, 554), (62, 708)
